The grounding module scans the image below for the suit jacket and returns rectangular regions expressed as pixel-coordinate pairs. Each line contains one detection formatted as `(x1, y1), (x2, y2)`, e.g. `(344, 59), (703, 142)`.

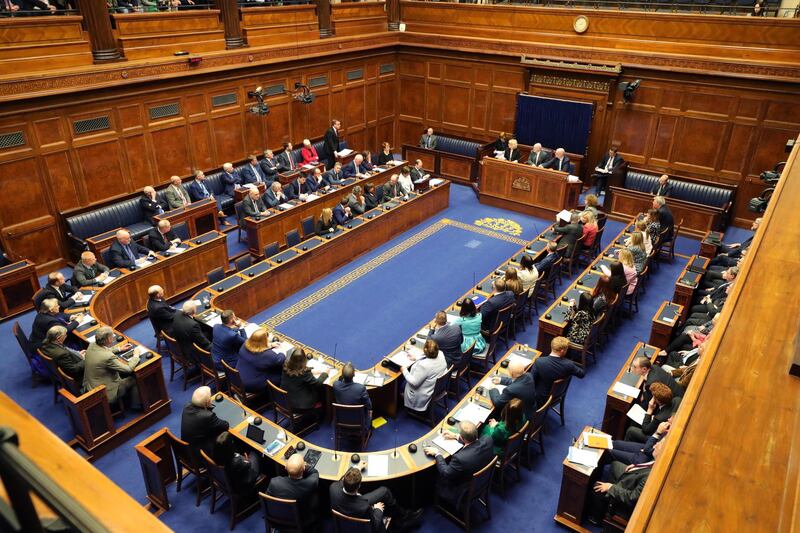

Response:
(40, 341), (85, 382)
(402, 352), (447, 411)
(267, 468), (320, 527)
(596, 153), (625, 173)
(428, 323), (463, 368)
(30, 312), (77, 349)
(301, 146), (319, 165)
(82, 342), (139, 403)
(242, 195), (268, 217)
(71, 261), (109, 288)
(554, 223), (582, 257)
(329, 481), (384, 532)
(147, 298), (175, 336)
(264, 188), (288, 208)
(434, 435), (495, 506)
(651, 182), (674, 197)
(608, 464), (652, 508)
(323, 127), (340, 161)
(171, 311), (211, 360)
(140, 195), (165, 225)
(342, 160), (373, 178)
(640, 397), (681, 436)
(281, 369), (328, 410)
(658, 205), (675, 241)
(503, 148), (520, 163)
(323, 168), (345, 186)
(147, 227), (178, 253)
(34, 283), (78, 310)
(211, 324), (246, 369)
(164, 184), (191, 209)
(333, 204), (351, 225)
(410, 167), (427, 182)
(259, 157), (280, 181)
(531, 355), (585, 406)
(382, 181), (403, 201)
(346, 193), (366, 215)
(237, 346), (285, 391)
(277, 150), (298, 172)
(527, 149), (552, 166)
(543, 155), (571, 172)
(187, 180), (214, 202)
(107, 239), (151, 269)
(642, 365), (683, 404)
(489, 371), (536, 418)
(333, 379), (372, 421)
(241, 163), (268, 185)
(534, 252), (559, 275)
(420, 133), (438, 150)
(480, 291), (515, 333)
(285, 179), (311, 200)
(222, 170), (241, 197)
(180, 403), (229, 457)
(364, 191), (379, 210)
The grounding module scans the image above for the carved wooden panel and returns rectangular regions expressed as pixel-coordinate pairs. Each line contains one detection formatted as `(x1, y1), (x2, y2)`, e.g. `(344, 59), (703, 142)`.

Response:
(76, 141), (128, 203)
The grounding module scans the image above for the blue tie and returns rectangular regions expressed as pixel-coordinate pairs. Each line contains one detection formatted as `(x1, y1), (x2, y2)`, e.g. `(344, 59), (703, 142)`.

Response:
(124, 245), (136, 262)
(200, 181), (209, 197)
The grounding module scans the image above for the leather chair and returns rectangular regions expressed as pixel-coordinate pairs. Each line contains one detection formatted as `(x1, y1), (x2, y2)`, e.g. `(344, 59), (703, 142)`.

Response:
(234, 255), (253, 272)
(300, 216), (316, 240)
(193, 343), (227, 392)
(624, 171), (733, 209)
(203, 172), (235, 210)
(267, 380), (318, 437)
(524, 399), (551, 468)
(547, 378), (572, 427)
(332, 402), (372, 451)
(166, 430), (209, 506)
(200, 450), (265, 530)
(162, 331), (199, 390)
(449, 340), (476, 399)
(332, 509), (390, 533)
(14, 321), (48, 386)
(259, 493), (305, 532)
(285, 229), (301, 248)
(495, 421), (529, 496)
(434, 454), (497, 531)
(263, 242), (279, 258)
(220, 360), (271, 413)
(207, 267), (225, 286)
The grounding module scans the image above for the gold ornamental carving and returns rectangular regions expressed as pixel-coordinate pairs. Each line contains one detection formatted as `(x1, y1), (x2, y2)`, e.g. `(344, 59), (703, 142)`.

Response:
(531, 73), (610, 92)
(512, 176), (531, 192)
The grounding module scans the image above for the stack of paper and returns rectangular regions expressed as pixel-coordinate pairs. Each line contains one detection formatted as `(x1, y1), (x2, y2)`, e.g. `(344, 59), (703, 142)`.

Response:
(305, 194), (319, 202)
(205, 314), (223, 327)
(480, 377), (506, 394)
(567, 446), (600, 468)
(301, 164), (316, 170)
(167, 245), (186, 255)
(429, 178), (444, 186)
(103, 275), (119, 285)
(338, 148), (353, 157)
(274, 342), (294, 356)
(612, 381), (640, 398)
(278, 203), (294, 210)
(366, 455), (389, 477)
(455, 402), (491, 425)
(507, 353), (531, 368)
(78, 314), (94, 327)
(354, 372), (385, 386)
(627, 403), (647, 425)
(556, 210), (572, 223)
(433, 434), (463, 455)
(583, 432), (613, 450)
(243, 323), (260, 337)
(389, 351), (414, 368)
(307, 358), (332, 373)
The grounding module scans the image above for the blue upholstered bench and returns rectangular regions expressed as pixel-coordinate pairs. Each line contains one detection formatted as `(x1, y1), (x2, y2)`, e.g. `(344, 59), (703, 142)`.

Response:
(434, 136), (483, 158)
(624, 170), (734, 210)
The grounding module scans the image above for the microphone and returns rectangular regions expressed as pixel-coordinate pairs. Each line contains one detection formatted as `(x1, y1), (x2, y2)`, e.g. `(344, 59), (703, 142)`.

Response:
(332, 342), (338, 376)
(331, 432), (338, 461)
(393, 422), (398, 458)
(472, 272), (476, 294)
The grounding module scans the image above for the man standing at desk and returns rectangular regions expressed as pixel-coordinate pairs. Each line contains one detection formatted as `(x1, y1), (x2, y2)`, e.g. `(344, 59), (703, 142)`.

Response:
(323, 119), (342, 169)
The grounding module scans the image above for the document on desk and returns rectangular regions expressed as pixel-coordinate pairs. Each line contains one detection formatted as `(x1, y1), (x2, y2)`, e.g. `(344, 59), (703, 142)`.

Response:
(305, 194), (320, 202)
(429, 178), (444, 187)
(274, 342), (294, 356)
(433, 435), (463, 456)
(103, 274), (119, 285)
(583, 432), (613, 450)
(354, 372), (385, 386)
(367, 455), (389, 477)
(301, 164), (316, 170)
(567, 175), (580, 183)
(243, 323), (260, 337)
(278, 203), (294, 210)
(77, 314), (94, 327)
(86, 335), (95, 345)
(480, 377), (506, 394)
(205, 314), (223, 327)
(567, 446), (600, 468)
(455, 402), (491, 425)
(166, 245), (186, 255)
(612, 381), (641, 399)
(556, 209), (572, 223)
(507, 353), (532, 368)
(307, 358), (332, 373)
(627, 403), (647, 425)
(338, 148), (353, 157)
(389, 351), (414, 368)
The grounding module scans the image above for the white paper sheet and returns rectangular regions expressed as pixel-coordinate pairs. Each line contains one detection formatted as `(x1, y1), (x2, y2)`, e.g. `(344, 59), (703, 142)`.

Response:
(455, 402), (491, 425)
(205, 314), (223, 327)
(367, 455), (389, 477)
(433, 434), (463, 456)
(612, 381), (641, 399)
(304, 194), (320, 202)
(78, 314), (94, 327)
(278, 203), (294, 210)
(166, 245), (186, 255)
(103, 275), (118, 285)
(480, 377), (506, 394)
(429, 178), (444, 187)
(389, 351), (414, 368)
(627, 403), (647, 425)
(556, 209), (572, 223)
(243, 323), (260, 337)
(567, 446), (600, 468)
(274, 342), (294, 356)
(338, 148), (354, 157)
(507, 353), (532, 368)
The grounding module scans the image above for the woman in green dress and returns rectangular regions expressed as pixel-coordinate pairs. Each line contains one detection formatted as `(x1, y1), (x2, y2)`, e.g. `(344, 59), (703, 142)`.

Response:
(455, 297), (486, 354)
(481, 398), (526, 457)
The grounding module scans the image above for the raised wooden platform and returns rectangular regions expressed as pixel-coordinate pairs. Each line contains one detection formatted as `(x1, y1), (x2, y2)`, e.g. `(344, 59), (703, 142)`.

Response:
(241, 5), (319, 47)
(332, 1), (388, 37)
(0, 16), (93, 76)
(112, 11), (226, 61)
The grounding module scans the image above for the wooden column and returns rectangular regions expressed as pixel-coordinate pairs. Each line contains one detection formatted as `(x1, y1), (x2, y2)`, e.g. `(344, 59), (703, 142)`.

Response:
(316, 0), (333, 38)
(75, 0), (122, 62)
(216, 0), (245, 49)
(387, 0), (400, 31)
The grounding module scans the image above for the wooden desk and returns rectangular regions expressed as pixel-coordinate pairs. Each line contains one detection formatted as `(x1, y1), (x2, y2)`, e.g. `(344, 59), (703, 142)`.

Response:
(554, 426), (608, 531)
(0, 260), (40, 320)
(537, 220), (635, 353)
(673, 258), (702, 322)
(0, 392), (171, 532)
(602, 343), (660, 440)
(244, 163), (405, 256)
(479, 157), (582, 218)
(699, 230), (724, 258)
(233, 182), (266, 203)
(275, 162), (326, 185)
(649, 301), (683, 349)
(89, 231), (228, 330)
(154, 197), (218, 237)
(402, 143), (491, 186)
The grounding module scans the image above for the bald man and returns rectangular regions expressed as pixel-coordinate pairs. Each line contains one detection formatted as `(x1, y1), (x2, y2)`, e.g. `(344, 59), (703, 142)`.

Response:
(140, 186), (165, 225)
(266, 454), (320, 529)
(181, 385), (229, 457)
(72, 251), (109, 287)
(542, 147), (571, 172)
(107, 230), (154, 269)
(488, 358), (536, 418)
(171, 300), (211, 362)
(147, 220), (180, 253)
(527, 143), (552, 167)
(164, 175), (191, 209)
(651, 174), (673, 197)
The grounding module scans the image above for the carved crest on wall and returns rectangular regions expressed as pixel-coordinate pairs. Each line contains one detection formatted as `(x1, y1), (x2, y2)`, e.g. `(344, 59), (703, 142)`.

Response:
(530, 74), (611, 92)
(512, 176), (531, 192)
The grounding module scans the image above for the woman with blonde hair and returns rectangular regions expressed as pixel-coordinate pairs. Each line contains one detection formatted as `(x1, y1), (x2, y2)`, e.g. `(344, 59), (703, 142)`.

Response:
(316, 207), (337, 234)
(503, 266), (524, 296)
(584, 194), (600, 218)
(580, 210), (598, 248)
(617, 249), (638, 295)
(300, 138), (319, 165)
(633, 219), (653, 254)
(627, 231), (647, 273)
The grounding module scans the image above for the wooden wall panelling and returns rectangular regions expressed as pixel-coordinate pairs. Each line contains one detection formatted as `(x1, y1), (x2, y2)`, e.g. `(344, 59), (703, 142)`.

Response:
(331, 2), (388, 37)
(240, 5), (319, 48)
(0, 16), (93, 76)
(111, 11), (226, 61)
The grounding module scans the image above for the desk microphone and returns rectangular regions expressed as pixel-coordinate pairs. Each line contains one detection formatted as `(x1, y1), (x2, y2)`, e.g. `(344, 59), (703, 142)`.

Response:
(472, 272), (476, 294)
(332, 342), (338, 375)
(393, 421), (398, 458)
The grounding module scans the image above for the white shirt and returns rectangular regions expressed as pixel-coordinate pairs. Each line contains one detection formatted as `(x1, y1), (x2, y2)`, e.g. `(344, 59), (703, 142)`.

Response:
(398, 173), (414, 194)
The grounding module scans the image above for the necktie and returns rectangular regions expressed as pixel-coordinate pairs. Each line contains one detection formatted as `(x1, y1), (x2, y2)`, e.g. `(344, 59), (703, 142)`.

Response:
(559, 159), (563, 171)
(606, 157), (613, 171)
(535, 152), (539, 164)
(199, 181), (208, 197)
(254, 166), (262, 183)
(124, 245), (136, 262)
(176, 187), (188, 206)
(289, 153), (295, 170)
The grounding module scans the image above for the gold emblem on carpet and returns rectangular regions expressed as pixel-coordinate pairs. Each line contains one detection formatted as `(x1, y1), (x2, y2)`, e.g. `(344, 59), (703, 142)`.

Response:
(473, 217), (524, 237)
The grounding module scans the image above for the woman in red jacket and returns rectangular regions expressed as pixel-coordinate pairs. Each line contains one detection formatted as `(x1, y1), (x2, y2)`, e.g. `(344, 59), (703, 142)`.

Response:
(580, 210), (598, 248)
(300, 139), (319, 165)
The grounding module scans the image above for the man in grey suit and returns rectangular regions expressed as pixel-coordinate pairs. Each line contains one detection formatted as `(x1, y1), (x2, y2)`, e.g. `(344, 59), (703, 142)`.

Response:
(242, 188), (269, 218)
(527, 143), (552, 166)
(82, 326), (140, 407)
(346, 185), (366, 215)
(164, 175), (192, 210)
(72, 251), (109, 287)
(427, 311), (463, 367)
(419, 127), (437, 150)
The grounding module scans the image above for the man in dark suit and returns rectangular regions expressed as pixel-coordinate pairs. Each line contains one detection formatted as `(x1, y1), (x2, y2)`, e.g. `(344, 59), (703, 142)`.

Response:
(107, 230), (155, 269)
(479, 278), (515, 335)
(286, 174), (312, 201)
(140, 186), (165, 226)
(171, 300), (211, 362)
(653, 196), (674, 241)
(147, 220), (180, 253)
(630, 356), (682, 405)
(29, 299), (81, 349)
(324, 161), (346, 186)
(264, 181), (288, 208)
(180, 385), (229, 457)
(35, 271), (83, 310)
(651, 174), (674, 197)
(409, 159), (428, 184)
(330, 467), (420, 532)
(221, 163), (241, 197)
(531, 336), (586, 406)
(333, 197), (352, 226)
(188, 170), (229, 224)
(610, 419), (670, 466)
(592, 146), (625, 195)
(323, 119), (342, 168)
(241, 155), (269, 186)
(72, 251), (110, 287)
(381, 174), (403, 202)
(553, 213), (583, 257)
(712, 217), (760, 266)
(427, 311), (463, 367)
(259, 149), (280, 182)
(146, 285), (176, 337)
(307, 167), (328, 193)
(423, 421), (496, 508)
(527, 143), (552, 167)
(342, 154), (373, 179)
(267, 454), (320, 531)
(419, 127), (437, 150)
(333, 362), (372, 427)
(534, 241), (560, 275)
(489, 359), (536, 418)
(542, 147), (571, 173)
(277, 142), (298, 172)
(242, 188), (269, 218)
(40, 325), (85, 383)
(211, 309), (246, 370)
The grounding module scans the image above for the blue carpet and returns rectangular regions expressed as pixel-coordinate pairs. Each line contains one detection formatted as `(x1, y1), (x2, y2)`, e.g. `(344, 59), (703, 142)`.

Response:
(2, 183), (753, 533)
